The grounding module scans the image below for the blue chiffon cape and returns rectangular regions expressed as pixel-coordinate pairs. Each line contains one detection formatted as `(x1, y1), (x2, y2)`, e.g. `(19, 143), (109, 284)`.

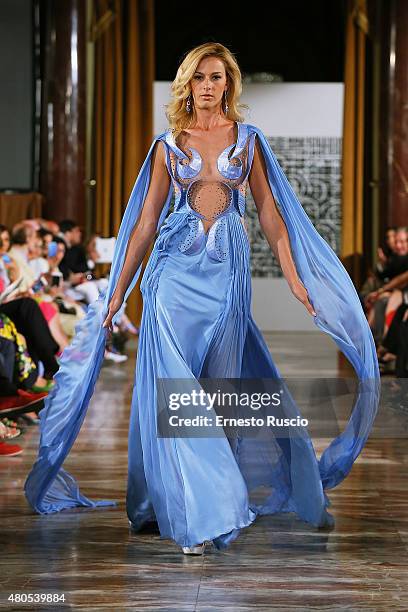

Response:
(24, 124), (380, 541)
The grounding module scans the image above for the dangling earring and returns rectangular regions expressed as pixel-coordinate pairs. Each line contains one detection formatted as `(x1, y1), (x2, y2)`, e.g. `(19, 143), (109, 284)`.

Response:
(186, 94), (192, 113)
(223, 90), (229, 115)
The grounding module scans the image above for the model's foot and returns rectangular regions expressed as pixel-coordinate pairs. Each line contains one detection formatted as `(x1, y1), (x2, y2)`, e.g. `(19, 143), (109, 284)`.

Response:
(182, 542), (205, 555)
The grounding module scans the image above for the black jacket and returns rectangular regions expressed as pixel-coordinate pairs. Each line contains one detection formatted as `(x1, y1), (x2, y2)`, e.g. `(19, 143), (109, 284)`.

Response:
(59, 245), (89, 280)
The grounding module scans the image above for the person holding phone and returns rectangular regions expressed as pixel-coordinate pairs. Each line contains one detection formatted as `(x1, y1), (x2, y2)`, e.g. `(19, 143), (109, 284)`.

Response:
(5, 224), (69, 351)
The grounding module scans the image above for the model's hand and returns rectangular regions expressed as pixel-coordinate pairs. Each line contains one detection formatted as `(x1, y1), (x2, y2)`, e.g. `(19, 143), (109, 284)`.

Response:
(290, 280), (316, 317)
(102, 293), (124, 332)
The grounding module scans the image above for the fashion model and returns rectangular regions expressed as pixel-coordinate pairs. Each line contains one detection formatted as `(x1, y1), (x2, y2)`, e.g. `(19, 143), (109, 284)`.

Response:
(25, 43), (380, 555)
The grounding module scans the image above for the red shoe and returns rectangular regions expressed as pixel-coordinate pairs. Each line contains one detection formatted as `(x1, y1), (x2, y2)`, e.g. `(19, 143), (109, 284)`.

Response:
(0, 390), (47, 414)
(18, 389), (48, 401)
(0, 441), (23, 456)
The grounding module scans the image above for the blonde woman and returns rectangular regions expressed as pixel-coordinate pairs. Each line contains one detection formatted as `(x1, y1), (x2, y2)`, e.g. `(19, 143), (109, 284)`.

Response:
(26, 43), (380, 555)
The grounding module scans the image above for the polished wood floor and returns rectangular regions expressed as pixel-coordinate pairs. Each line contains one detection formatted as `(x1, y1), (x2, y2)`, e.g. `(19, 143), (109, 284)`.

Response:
(1, 332), (408, 611)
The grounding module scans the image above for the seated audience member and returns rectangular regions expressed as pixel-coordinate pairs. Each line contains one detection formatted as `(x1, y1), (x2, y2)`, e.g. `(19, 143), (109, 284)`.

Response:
(0, 225), (11, 254)
(0, 314), (38, 391)
(86, 234), (139, 337)
(378, 303), (408, 374)
(4, 220), (131, 365)
(58, 220), (108, 304)
(376, 226), (408, 282)
(0, 297), (60, 381)
(0, 311), (51, 435)
(45, 238), (86, 338)
(57, 222), (129, 361)
(28, 230), (51, 278)
(5, 226), (84, 341)
(365, 227), (408, 343)
(8, 223), (49, 292)
(0, 225), (19, 286)
(0, 258), (9, 294)
(376, 225), (397, 270)
(396, 312), (408, 377)
(382, 226), (397, 257)
(360, 226), (397, 298)
(0, 327), (20, 395)
(372, 269), (408, 373)
(7, 224), (69, 351)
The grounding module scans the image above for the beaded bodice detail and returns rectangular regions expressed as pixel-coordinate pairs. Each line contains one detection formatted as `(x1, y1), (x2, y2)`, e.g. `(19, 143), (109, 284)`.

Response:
(164, 122), (254, 219)
(161, 123), (256, 262)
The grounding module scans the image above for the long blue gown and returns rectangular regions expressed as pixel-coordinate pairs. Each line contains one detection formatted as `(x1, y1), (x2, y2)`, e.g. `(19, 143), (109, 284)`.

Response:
(24, 122), (380, 549)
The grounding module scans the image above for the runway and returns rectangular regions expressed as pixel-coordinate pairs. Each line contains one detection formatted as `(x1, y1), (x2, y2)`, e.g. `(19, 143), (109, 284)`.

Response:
(1, 332), (408, 610)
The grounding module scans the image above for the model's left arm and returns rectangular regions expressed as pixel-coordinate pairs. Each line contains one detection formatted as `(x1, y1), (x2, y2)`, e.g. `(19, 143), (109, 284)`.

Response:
(249, 139), (316, 317)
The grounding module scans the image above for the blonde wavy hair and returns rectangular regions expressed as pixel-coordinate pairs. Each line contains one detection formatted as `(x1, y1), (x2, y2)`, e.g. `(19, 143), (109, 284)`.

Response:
(165, 42), (247, 137)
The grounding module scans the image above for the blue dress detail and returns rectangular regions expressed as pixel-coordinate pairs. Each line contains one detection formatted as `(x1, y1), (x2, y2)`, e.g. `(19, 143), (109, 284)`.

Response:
(24, 122), (380, 550)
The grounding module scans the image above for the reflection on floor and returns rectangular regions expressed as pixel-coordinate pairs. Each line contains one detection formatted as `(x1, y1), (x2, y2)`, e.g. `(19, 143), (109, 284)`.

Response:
(1, 332), (407, 610)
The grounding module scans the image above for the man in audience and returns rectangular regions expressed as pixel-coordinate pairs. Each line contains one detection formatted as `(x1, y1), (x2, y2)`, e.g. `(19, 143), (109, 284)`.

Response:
(58, 220), (108, 304)
(365, 226), (408, 344)
(371, 268), (408, 373)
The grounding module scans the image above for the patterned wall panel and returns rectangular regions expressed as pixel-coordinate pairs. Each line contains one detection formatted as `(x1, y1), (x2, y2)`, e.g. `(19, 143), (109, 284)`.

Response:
(246, 136), (342, 277)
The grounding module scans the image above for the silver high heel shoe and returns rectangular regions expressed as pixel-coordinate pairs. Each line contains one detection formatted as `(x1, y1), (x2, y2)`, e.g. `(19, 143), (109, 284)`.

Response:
(182, 542), (205, 555)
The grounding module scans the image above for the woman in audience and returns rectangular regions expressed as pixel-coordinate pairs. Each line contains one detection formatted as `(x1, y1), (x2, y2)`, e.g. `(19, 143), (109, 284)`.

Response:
(379, 303), (408, 374)
(28, 230), (51, 278)
(2, 218), (131, 371)
(0, 313), (38, 390)
(369, 269), (408, 372)
(6, 224), (69, 351)
(44, 238), (86, 339)
(360, 226), (397, 299)
(365, 227), (408, 343)
(0, 225), (12, 258)
(0, 309), (50, 423)
(0, 225), (19, 288)
(0, 297), (60, 383)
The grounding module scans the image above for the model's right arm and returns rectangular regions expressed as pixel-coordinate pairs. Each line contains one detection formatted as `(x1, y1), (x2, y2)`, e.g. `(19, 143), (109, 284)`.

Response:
(103, 141), (170, 330)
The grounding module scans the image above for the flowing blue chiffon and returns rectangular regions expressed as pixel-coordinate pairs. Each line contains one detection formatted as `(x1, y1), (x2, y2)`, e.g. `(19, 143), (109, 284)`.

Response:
(24, 123), (380, 549)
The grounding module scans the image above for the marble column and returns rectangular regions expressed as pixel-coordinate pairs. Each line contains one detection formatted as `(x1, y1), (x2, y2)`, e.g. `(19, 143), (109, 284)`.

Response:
(387, 0), (408, 227)
(40, 0), (86, 225)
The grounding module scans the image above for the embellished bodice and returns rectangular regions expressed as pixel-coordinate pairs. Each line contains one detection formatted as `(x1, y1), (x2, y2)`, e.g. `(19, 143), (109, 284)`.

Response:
(159, 122), (256, 261)
(164, 122), (255, 221)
